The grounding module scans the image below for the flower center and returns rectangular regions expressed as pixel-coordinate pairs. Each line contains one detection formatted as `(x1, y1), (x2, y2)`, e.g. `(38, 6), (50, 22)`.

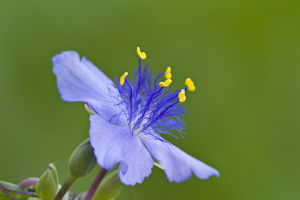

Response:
(112, 47), (195, 138)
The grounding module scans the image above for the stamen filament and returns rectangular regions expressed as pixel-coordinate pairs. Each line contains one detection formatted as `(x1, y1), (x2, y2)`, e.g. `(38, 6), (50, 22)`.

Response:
(154, 72), (166, 86)
(132, 85), (164, 132)
(125, 79), (134, 123)
(113, 46), (188, 137)
(142, 100), (179, 132)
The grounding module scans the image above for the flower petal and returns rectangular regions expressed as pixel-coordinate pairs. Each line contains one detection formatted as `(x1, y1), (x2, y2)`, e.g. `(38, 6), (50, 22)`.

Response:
(52, 51), (113, 106)
(89, 114), (153, 186)
(139, 134), (220, 183)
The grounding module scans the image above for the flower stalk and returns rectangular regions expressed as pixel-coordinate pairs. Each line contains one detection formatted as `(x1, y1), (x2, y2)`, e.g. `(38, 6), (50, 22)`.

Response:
(53, 173), (77, 200)
(91, 170), (122, 200)
(84, 169), (108, 200)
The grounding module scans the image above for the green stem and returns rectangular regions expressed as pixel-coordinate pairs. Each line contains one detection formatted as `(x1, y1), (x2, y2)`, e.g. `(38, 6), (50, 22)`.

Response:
(54, 173), (77, 200)
(84, 168), (108, 200)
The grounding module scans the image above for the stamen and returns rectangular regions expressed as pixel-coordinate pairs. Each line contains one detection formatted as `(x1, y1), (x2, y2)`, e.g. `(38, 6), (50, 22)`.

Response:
(159, 79), (172, 87)
(141, 100), (179, 132)
(120, 72), (128, 85)
(137, 47), (146, 59)
(165, 67), (172, 79)
(113, 47), (188, 137)
(178, 89), (186, 103)
(185, 78), (195, 91)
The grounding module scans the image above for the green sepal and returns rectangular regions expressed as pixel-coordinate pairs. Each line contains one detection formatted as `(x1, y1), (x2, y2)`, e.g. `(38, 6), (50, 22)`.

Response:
(91, 170), (122, 200)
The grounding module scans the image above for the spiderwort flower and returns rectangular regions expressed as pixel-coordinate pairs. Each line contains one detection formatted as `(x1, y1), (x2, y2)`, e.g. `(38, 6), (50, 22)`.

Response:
(52, 47), (220, 186)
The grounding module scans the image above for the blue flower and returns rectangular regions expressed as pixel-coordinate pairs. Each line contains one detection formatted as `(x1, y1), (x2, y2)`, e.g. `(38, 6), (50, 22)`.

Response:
(52, 48), (220, 186)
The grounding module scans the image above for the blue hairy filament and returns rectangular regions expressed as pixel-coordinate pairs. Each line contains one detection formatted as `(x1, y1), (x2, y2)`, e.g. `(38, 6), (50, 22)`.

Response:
(113, 58), (186, 138)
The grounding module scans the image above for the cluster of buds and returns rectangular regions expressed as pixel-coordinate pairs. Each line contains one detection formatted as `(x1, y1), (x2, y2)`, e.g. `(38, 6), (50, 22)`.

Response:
(0, 139), (122, 200)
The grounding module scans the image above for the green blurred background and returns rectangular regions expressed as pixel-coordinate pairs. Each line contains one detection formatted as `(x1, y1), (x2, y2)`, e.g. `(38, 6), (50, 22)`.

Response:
(0, 0), (299, 199)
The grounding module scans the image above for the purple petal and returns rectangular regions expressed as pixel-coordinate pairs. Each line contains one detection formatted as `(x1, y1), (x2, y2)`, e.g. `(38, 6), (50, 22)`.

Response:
(89, 115), (153, 186)
(52, 51), (113, 106)
(139, 134), (220, 183)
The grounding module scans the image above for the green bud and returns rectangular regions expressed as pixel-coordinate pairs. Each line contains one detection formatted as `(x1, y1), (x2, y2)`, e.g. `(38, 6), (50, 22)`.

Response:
(36, 163), (59, 200)
(91, 170), (122, 200)
(68, 138), (97, 178)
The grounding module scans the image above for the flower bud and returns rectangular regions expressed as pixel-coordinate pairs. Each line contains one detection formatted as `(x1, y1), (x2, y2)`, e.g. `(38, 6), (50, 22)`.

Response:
(18, 177), (39, 189)
(68, 138), (97, 178)
(36, 163), (59, 200)
(91, 170), (122, 200)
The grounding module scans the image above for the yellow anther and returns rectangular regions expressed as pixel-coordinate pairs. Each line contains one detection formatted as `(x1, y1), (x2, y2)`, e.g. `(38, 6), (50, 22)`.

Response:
(165, 73), (171, 79)
(166, 67), (171, 73)
(179, 96), (186, 103)
(188, 84), (195, 92)
(185, 78), (193, 86)
(165, 67), (172, 79)
(137, 47), (141, 55)
(185, 78), (195, 92)
(164, 79), (172, 87)
(120, 72), (128, 85)
(178, 89), (186, 103)
(159, 79), (172, 87)
(178, 90), (185, 99)
(139, 52), (146, 59)
(137, 47), (146, 59)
